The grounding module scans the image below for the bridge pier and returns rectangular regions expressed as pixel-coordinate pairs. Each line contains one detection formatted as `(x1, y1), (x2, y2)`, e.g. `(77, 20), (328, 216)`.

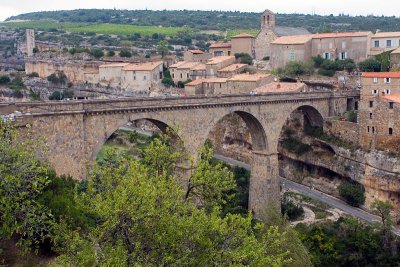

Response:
(249, 151), (280, 216)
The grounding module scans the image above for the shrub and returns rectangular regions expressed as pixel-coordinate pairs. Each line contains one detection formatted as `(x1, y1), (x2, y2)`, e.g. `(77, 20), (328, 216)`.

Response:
(49, 91), (62, 100)
(318, 68), (336, 77)
(8, 77), (25, 90)
(27, 72), (39, 78)
(235, 53), (253, 65)
(338, 180), (365, 207)
(47, 71), (68, 85)
(89, 48), (104, 59)
(281, 137), (312, 155)
(312, 55), (324, 67)
(119, 50), (132, 58)
(282, 197), (304, 221)
(358, 58), (381, 72)
(283, 61), (313, 77)
(0, 75), (10, 84)
(107, 50), (115, 57)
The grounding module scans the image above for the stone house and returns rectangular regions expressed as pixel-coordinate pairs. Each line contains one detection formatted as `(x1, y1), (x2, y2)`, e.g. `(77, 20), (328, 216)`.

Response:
(311, 32), (372, 62)
(217, 64), (248, 78)
(185, 73), (274, 95)
(270, 31), (372, 69)
(252, 82), (308, 94)
(270, 35), (313, 69)
(121, 61), (164, 93)
(206, 56), (236, 77)
(169, 61), (205, 84)
(183, 50), (213, 63)
(391, 48), (400, 69)
(254, 10), (310, 60)
(370, 32), (400, 56)
(209, 42), (232, 57)
(359, 72), (400, 150)
(231, 33), (256, 58)
(99, 63), (130, 87)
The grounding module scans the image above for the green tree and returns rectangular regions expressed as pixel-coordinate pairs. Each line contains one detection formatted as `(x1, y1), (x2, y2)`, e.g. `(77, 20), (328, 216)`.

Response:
(89, 48), (104, 59)
(0, 121), (54, 253)
(338, 180), (365, 207)
(157, 40), (169, 58)
(106, 50), (115, 57)
(119, 50), (132, 58)
(55, 145), (292, 266)
(235, 53), (253, 65)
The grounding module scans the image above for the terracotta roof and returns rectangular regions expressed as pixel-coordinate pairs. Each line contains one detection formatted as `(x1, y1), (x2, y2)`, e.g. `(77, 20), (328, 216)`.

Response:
(218, 64), (248, 72)
(123, 61), (163, 71)
(382, 94), (400, 103)
(253, 82), (306, 93)
(99, 63), (130, 68)
(271, 35), (312, 45)
(372, 32), (400, 39)
(169, 61), (203, 70)
(209, 42), (232, 49)
(206, 56), (235, 65)
(231, 33), (255, 38)
(185, 78), (228, 86)
(362, 72), (400, 78)
(191, 63), (206, 71)
(185, 79), (205, 86)
(228, 73), (272, 82)
(391, 47), (400, 54)
(188, 49), (204, 54)
(312, 31), (371, 39)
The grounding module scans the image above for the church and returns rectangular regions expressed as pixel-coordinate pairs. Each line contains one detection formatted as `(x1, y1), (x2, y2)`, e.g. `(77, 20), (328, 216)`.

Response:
(254, 10), (310, 60)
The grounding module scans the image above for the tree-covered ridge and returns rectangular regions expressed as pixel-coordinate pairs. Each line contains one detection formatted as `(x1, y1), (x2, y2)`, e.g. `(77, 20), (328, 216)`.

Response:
(5, 9), (400, 33)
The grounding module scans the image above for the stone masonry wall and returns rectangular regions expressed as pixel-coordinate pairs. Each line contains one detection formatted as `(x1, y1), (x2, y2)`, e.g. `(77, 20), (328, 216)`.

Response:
(324, 119), (359, 145)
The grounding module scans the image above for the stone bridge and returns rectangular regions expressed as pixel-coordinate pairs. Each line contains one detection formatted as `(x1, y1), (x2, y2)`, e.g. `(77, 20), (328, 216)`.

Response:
(0, 91), (349, 213)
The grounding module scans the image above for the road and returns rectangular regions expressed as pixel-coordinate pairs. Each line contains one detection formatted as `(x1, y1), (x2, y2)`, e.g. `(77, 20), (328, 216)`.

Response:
(213, 154), (400, 236)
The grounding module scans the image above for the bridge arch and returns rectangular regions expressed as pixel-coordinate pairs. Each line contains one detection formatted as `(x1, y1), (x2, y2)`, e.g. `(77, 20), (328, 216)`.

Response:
(206, 109), (280, 214)
(89, 115), (184, 164)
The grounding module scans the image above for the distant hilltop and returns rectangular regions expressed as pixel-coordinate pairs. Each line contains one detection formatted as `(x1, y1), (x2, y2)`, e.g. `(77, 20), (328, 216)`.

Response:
(5, 9), (400, 33)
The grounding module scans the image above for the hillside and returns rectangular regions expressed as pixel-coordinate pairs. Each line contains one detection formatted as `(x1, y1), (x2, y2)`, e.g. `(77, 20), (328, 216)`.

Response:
(6, 9), (400, 33)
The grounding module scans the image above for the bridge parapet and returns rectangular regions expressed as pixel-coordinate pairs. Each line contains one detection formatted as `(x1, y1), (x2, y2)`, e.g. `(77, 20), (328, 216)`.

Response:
(1, 91), (344, 116)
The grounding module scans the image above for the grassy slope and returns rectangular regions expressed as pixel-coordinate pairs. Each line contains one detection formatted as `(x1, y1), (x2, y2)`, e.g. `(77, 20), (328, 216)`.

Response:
(0, 20), (186, 36)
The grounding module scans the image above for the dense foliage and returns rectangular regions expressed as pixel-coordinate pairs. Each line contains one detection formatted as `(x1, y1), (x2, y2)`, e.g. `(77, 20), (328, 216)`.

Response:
(338, 180), (365, 207)
(6, 9), (400, 32)
(296, 217), (400, 267)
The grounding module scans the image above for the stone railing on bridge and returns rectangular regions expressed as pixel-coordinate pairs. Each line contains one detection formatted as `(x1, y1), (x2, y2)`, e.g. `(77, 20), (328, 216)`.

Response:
(0, 91), (344, 117)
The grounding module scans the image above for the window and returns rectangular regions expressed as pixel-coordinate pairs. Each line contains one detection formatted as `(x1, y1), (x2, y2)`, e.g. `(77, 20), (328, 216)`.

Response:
(143, 75), (147, 81)
(384, 77), (391, 83)
(372, 127), (375, 134)
(374, 40), (380, 47)
(369, 101), (374, 108)
(369, 113), (373, 119)
(214, 51), (223, 57)
(373, 77), (378, 83)
(384, 89), (391, 95)
(389, 102), (394, 109)
(387, 40), (392, 47)
(172, 74), (175, 78)
(324, 52), (331, 60)
(372, 89), (378, 95)
(228, 51), (231, 56)
(339, 52), (347, 60)
(389, 128), (393, 135)
(180, 73), (183, 79)
(187, 73), (189, 78)
(367, 126), (370, 133)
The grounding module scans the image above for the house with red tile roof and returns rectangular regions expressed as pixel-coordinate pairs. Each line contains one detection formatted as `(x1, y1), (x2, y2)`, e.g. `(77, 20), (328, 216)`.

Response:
(183, 49), (212, 63)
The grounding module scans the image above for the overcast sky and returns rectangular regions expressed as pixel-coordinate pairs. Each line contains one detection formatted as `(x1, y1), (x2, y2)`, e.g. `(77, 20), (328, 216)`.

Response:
(1, 0), (400, 22)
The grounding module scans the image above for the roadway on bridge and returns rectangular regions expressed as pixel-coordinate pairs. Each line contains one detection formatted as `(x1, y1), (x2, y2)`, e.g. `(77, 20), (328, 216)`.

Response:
(213, 154), (400, 236)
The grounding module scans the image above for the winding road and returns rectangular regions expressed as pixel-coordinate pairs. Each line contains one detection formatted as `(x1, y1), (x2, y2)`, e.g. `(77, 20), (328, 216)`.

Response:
(213, 153), (400, 236)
